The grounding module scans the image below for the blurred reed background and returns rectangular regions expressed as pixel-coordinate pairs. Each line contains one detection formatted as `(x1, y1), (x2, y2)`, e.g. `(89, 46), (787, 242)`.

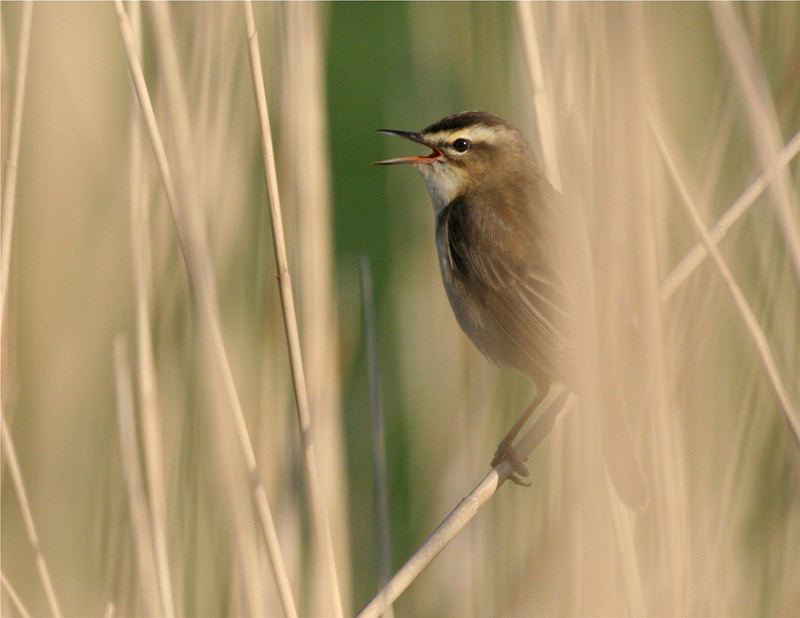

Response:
(2, 2), (800, 616)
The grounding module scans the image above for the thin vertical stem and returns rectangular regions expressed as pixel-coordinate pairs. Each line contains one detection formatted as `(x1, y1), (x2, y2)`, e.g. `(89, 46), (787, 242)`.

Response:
(282, 4), (351, 610)
(516, 2), (561, 190)
(126, 4), (175, 615)
(243, 3), (343, 616)
(1, 413), (63, 618)
(113, 336), (163, 616)
(359, 256), (394, 618)
(113, 4), (297, 615)
(1, 0), (33, 338)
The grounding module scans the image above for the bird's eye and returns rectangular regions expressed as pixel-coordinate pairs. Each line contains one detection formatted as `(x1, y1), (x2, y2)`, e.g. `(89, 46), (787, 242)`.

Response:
(452, 138), (471, 153)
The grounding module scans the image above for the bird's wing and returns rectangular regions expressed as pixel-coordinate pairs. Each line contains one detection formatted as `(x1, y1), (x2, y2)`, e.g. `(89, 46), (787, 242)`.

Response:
(444, 197), (573, 379)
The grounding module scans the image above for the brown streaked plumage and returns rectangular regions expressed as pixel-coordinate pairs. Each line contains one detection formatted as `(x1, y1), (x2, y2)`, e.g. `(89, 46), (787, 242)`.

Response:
(376, 111), (573, 483)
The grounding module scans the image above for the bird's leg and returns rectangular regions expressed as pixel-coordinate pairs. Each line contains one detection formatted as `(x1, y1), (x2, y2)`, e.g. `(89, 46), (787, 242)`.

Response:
(492, 382), (566, 486)
(491, 394), (542, 485)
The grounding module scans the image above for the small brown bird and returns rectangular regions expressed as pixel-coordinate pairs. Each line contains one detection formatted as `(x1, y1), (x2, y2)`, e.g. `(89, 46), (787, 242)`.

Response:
(376, 111), (573, 484)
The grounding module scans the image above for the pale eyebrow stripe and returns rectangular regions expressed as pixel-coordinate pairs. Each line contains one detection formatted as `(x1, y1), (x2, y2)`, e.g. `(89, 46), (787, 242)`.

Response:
(427, 125), (507, 145)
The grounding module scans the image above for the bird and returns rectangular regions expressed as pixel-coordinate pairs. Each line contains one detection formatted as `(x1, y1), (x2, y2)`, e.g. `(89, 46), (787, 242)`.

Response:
(375, 111), (574, 485)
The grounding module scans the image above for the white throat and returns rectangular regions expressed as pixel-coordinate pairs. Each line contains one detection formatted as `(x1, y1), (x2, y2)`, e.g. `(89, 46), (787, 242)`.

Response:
(417, 163), (465, 215)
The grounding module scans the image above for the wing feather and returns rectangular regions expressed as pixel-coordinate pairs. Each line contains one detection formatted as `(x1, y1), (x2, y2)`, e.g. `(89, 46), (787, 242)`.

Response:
(441, 196), (573, 381)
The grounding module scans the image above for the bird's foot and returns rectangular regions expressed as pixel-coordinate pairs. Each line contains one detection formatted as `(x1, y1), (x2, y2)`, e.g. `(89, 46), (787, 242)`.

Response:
(491, 438), (531, 487)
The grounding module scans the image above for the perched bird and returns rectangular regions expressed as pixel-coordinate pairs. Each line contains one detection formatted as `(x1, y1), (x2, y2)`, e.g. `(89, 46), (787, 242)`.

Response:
(376, 111), (574, 484)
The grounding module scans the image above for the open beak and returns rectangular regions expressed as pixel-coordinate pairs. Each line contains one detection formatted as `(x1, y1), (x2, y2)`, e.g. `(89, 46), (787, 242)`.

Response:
(374, 129), (443, 165)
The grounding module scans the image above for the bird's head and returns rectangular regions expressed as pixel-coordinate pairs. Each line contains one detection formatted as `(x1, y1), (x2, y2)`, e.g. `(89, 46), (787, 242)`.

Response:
(376, 111), (534, 213)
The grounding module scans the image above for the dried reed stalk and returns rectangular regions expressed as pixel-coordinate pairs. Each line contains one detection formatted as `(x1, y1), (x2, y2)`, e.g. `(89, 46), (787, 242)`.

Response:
(1, 0), (32, 337)
(243, 3), (343, 616)
(281, 4), (352, 611)
(125, 4), (174, 615)
(661, 127), (800, 300)
(1, 570), (32, 618)
(113, 336), (164, 615)
(651, 119), (800, 448)
(1, 7), (60, 617)
(357, 389), (574, 618)
(516, 2), (562, 190)
(359, 256), (394, 618)
(0, 414), (62, 617)
(0, 9), (46, 615)
(711, 3), (800, 284)
(113, 3), (297, 616)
